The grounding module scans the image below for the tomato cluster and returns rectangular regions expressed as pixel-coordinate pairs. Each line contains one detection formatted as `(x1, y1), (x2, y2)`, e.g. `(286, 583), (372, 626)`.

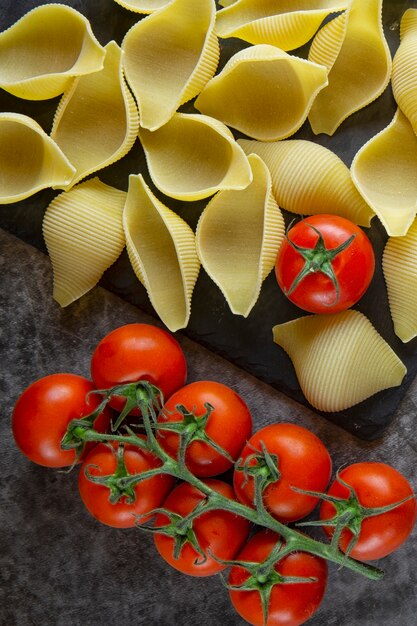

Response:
(11, 323), (416, 626)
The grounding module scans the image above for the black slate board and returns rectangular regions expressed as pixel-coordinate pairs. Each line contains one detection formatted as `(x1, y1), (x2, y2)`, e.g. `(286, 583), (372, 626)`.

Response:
(0, 0), (415, 440)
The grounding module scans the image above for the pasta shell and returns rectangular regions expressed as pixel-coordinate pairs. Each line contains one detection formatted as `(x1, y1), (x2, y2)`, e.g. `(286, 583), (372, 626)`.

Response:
(51, 41), (139, 190)
(123, 174), (200, 331)
(139, 113), (252, 201)
(0, 112), (75, 204)
(351, 109), (417, 237)
(0, 4), (105, 100)
(113, 0), (171, 13)
(273, 310), (406, 412)
(392, 9), (417, 135)
(215, 0), (348, 51)
(196, 154), (285, 316)
(195, 45), (328, 142)
(239, 139), (374, 226)
(308, 0), (391, 135)
(122, 0), (219, 131)
(43, 178), (127, 307)
(383, 217), (417, 343)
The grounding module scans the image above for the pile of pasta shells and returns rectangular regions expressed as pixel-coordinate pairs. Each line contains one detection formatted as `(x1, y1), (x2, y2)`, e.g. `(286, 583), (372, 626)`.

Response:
(2, 0), (417, 414)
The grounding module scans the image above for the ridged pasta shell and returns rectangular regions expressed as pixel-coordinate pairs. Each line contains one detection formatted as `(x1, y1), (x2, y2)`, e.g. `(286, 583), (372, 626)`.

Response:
(123, 174), (200, 331)
(0, 112), (75, 203)
(239, 139), (374, 226)
(196, 154), (285, 316)
(195, 45), (328, 142)
(43, 178), (126, 307)
(351, 109), (417, 237)
(0, 4), (105, 100)
(113, 0), (172, 13)
(139, 113), (252, 201)
(392, 9), (417, 136)
(308, 0), (391, 135)
(122, 0), (219, 131)
(273, 310), (406, 412)
(51, 41), (139, 190)
(383, 217), (417, 343)
(215, 0), (348, 51)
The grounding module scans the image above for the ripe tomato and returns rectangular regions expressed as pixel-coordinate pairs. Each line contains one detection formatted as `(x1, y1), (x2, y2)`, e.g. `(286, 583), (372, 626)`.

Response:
(320, 462), (417, 561)
(78, 441), (174, 528)
(12, 373), (111, 468)
(275, 214), (375, 314)
(90, 323), (187, 412)
(156, 381), (252, 477)
(154, 479), (251, 576)
(229, 529), (327, 626)
(233, 423), (332, 523)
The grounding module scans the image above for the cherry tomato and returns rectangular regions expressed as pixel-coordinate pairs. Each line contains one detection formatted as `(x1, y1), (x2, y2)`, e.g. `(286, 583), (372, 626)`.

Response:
(156, 381), (252, 477)
(233, 423), (332, 523)
(320, 462), (417, 561)
(229, 529), (327, 626)
(12, 373), (111, 468)
(78, 441), (174, 528)
(154, 479), (251, 577)
(275, 214), (375, 314)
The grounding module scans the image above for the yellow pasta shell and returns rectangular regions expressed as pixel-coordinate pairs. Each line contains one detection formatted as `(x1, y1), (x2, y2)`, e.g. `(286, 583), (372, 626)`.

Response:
(0, 112), (75, 203)
(122, 0), (219, 131)
(139, 113), (252, 201)
(51, 41), (139, 190)
(43, 178), (126, 307)
(196, 154), (285, 317)
(273, 310), (406, 412)
(0, 4), (105, 100)
(239, 139), (374, 226)
(308, 0), (391, 135)
(215, 0), (348, 51)
(113, 0), (171, 13)
(392, 9), (417, 136)
(123, 174), (200, 332)
(351, 109), (417, 237)
(195, 45), (328, 142)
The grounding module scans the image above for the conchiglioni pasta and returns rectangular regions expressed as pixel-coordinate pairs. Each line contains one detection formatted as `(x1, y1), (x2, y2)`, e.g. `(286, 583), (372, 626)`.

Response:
(239, 139), (374, 226)
(122, 0), (219, 130)
(51, 41), (139, 190)
(43, 178), (126, 307)
(0, 113), (75, 203)
(308, 0), (391, 135)
(113, 0), (171, 13)
(273, 310), (406, 412)
(351, 109), (417, 237)
(195, 45), (328, 142)
(139, 113), (252, 201)
(215, 0), (348, 51)
(196, 154), (285, 316)
(0, 4), (105, 100)
(123, 174), (200, 331)
(392, 9), (417, 136)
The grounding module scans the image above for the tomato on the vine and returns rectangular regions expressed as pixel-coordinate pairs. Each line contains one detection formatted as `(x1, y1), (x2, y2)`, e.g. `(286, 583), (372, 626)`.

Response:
(156, 380), (252, 477)
(275, 214), (375, 314)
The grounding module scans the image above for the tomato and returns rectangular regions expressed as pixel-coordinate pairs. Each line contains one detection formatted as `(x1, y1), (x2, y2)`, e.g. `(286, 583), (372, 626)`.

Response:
(90, 323), (187, 412)
(78, 441), (174, 528)
(233, 423), (332, 523)
(275, 214), (375, 314)
(12, 373), (111, 468)
(154, 479), (250, 576)
(229, 529), (327, 626)
(320, 462), (417, 561)
(156, 381), (252, 477)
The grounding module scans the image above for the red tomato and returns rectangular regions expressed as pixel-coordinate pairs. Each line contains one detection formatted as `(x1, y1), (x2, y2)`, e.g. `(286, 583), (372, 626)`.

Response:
(154, 479), (250, 576)
(12, 373), (111, 468)
(233, 423), (332, 523)
(320, 462), (417, 561)
(275, 214), (375, 314)
(78, 441), (174, 528)
(156, 381), (252, 477)
(229, 529), (327, 626)
(90, 323), (187, 412)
